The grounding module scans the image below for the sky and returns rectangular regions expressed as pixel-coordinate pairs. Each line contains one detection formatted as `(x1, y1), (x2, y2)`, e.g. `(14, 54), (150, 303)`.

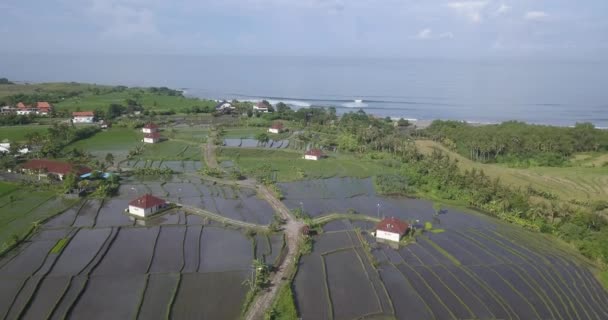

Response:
(1, 0), (607, 59)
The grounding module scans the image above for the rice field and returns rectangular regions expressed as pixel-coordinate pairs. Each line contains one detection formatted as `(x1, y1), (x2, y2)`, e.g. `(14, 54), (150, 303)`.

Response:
(0, 180), (284, 319)
(286, 178), (608, 320)
(416, 140), (608, 201)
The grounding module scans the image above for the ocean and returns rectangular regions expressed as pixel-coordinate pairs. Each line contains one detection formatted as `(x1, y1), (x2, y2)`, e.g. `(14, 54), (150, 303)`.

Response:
(2, 54), (607, 128)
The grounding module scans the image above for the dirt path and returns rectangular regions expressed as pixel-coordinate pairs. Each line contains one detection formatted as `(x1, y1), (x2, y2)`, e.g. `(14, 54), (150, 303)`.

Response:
(203, 134), (303, 320)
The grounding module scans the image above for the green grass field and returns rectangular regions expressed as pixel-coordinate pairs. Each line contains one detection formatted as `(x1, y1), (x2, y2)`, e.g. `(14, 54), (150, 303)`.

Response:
(416, 140), (608, 201)
(0, 125), (52, 143)
(0, 182), (78, 252)
(138, 140), (201, 161)
(222, 127), (268, 139)
(218, 148), (398, 182)
(172, 127), (209, 143)
(66, 127), (142, 153)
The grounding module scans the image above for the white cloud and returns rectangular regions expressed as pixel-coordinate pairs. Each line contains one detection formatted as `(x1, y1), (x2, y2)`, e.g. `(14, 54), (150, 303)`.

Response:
(416, 28), (432, 39)
(439, 32), (454, 39)
(447, 1), (488, 23)
(496, 4), (510, 15)
(89, 0), (160, 38)
(525, 11), (548, 21)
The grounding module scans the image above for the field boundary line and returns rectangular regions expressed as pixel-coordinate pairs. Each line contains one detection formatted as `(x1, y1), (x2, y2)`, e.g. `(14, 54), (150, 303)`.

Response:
(46, 276), (74, 319)
(420, 236), (461, 266)
(134, 273), (151, 320)
(320, 255), (335, 320)
(75, 227), (114, 276)
(91, 198), (105, 228)
(146, 226), (161, 274)
(420, 265), (475, 318)
(353, 246), (391, 317)
(486, 266), (543, 319)
(1, 276), (29, 320)
(454, 266), (518, 319)
(195, 225), (203, 271)
(165, 273), (181, 320)
(62, 275), (90, 319)
(398, 262), (451, 319)
(505, 263), (562, 320)
(352, 247), (383, 315)
(435, 265), (497, 319)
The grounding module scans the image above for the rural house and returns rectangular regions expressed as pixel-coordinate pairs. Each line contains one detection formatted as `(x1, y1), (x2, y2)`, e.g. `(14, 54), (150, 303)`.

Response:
(375, 217), (409, 242)
(215, 101), (235, 112)
(253, 101), (270, 113)
(36, 101), (53, 115)
(21, 159), (92, 181)
(72, 111), (95, 123)
(304, 149), (323, 161)
(128, 194), (167, 217)
(268, 122), (284, 134)
(16, 102), (36, 115)
(143, 132), (161, 144)
(142, 123), (159, 134)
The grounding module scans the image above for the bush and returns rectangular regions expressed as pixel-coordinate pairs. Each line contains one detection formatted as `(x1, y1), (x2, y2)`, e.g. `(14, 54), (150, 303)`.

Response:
(373, 174), (410, 195)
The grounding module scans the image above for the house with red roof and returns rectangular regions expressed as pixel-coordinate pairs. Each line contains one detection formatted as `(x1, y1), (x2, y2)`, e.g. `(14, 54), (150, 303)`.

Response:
(375, 217), (409, 242)
(304, 148), (323, 161)
(36, 102), (53, 116)
(128, 194), (167, 217)
(143, 132), (161, 144)
(142, 123), (159, 134)
(72, 111), (95, 123)
(16, 102), (36, 115)
(268, 122), (284, 134)
(21, 159), (92, 181)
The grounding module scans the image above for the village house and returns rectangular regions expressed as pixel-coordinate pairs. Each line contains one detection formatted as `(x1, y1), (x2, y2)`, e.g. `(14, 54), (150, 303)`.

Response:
(128, 194), (167, 217)
(268, 122), (284, 134)
(375, 217), (409, 242)
(16, 102), (36, 115)
(72, 111), (95, 123)
(253, 101), (270, 113)
(1, 106), (16, 114)
(35, 102), (53, 115)
(304, 148), (323, 161)
(21, 159), (91, 181)
(142, 123), (159, 134)
(143, 132), (161, 144)
(215, 101), (235, 112)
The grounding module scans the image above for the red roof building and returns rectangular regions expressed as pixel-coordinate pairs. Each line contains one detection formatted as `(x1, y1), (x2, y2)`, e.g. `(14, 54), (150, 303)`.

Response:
(144, 123), (158, 129)
(376, 217), (409, 239)
(36, 101), (52, 110)
(21, 159), (92, 179)
(129, 194), (167, 209)
(305, 149), (323, 157)
(17, 102), (28, 109)
(72, 111), (95, 117)
(271, 122), (284, 130)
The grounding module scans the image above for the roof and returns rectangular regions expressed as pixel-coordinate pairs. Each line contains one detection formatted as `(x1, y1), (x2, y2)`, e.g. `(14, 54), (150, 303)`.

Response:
(144, 132), (161, 139)
(255, 101), (269, 108)
(143, 123), (158, 129)
(215, 101), (232, 109)
(72, 111), (94, 117)
(305, 149), (323, 157)
(17, 102), (28, 109)
(129, 194), (166, 209)
(376, 217), (409, 235)
(21, 159), (92, 176)
(36, 102), (52, 109)
(270, 122), (284, 129)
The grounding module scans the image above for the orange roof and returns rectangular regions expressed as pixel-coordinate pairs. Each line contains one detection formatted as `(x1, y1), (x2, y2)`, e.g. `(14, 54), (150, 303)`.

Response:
(36, 101), (52, 109)
(129, 194), (166, 209)
(271, 122), (284, 129)
(72, 111), (94, 117)
(376, 217), (409, 235)
(256, 101), (269, 108)
(17, 102), (28, 109)
(21, 159), (91, 176)
(305, 149), (323, 157)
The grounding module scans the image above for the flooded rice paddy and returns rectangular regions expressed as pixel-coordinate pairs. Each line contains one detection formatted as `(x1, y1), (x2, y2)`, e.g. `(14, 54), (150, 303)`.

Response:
(224, 138), (290, 149)
(284, 178), (608, 320)
(0, 178), (282, 319)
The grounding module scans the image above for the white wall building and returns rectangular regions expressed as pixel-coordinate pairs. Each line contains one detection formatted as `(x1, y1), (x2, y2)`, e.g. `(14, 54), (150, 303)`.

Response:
(142, 123), (159, 134)
(253, 101), (270, 112)
(304, 149), (322, 161)
(143, 132), (161, 144)
(72, 111), (95, 123)
(268, 122), (284, 134)
(375, 217), (409, 242)
(128, 194), (167, 218)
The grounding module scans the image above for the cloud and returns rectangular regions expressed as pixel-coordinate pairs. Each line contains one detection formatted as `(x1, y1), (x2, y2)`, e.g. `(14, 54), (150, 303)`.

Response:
(447, 1), (488, 23)
(416, 28), (432, 39)
(496, 4), (510, 15)
(415, 28), (453, 40)
(88, 0), (160, 38)
(525, 11), (548, 21)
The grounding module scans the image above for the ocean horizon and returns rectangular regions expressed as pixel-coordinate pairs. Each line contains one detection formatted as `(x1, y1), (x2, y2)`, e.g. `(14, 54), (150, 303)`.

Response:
(2, 54), (607, 128)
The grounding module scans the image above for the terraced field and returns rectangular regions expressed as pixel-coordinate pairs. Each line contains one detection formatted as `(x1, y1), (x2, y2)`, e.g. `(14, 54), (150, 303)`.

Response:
(285, 178), (608, 320)
(416, 140), (608, 201)
(0, 178), (283, 319)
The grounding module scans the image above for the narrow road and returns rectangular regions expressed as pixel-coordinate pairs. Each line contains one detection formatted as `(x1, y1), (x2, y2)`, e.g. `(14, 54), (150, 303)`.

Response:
(178, 204), (268, 231)
(203, 135), (304, 320)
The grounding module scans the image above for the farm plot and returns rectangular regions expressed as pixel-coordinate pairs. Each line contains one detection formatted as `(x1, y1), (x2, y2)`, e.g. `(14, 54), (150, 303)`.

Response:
(21, 276), (71, 320)
(94, 199), (134, 227)
(170, 271), (248, 320)
(50, 228), (113, 276)
(72, 200), (103, 228)
(198, 227), (252, 272)
(137, 273), (180, 319)
(93, 227), (159, 275)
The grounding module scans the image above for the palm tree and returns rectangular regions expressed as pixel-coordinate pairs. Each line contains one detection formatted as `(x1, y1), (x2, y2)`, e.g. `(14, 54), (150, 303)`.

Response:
(105, 153), (115, 168)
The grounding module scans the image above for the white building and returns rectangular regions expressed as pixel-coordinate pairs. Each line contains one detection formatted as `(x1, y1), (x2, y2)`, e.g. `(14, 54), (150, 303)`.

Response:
(143, 132), (161, 144)
(128, 194), (167, 217)
(304, 149), (323, 161)
(215, 101), (235, 112)
(253, 101), (270, 113)
(142, 123), (159, 134)
(72, 111), (95, 123)
(268, 122), (284, 134)
(375, 217), (409, 242)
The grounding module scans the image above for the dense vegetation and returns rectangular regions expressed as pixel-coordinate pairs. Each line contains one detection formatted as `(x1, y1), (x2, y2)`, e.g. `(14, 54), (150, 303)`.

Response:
(424, 120), (608, 166)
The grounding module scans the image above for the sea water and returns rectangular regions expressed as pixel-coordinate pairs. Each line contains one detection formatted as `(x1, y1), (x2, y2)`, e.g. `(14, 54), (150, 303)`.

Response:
(2, 54), (607, 127)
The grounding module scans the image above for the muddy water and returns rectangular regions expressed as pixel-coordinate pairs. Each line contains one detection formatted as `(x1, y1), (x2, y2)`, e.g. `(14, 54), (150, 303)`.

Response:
(198, 227), (252, 272)
(72, 200), (103, 228)
(95, 199), (135, 227)
(70, 275), (146, 319)
(93, 227), (159, 275)
(148, 226), (186, 273)
(50, 228), (112, 276)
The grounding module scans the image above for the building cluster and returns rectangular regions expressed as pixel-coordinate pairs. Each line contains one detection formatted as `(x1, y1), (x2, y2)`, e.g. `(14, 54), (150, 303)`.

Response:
(1, 102), (54, 116)
(20, 159), (92, 180)
(142, 123), (161, 143)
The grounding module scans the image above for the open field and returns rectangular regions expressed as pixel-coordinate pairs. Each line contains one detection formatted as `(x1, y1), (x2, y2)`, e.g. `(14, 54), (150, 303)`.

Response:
(0, 182), (78, 252)
(0, 179), (282, 319)
(137, 140), (201, 161)
(65, 127), (142, 159)
(287, 178), (608, 319)
(219, 148), (398, 182)
(416, 140), (608, 201)
(0, 125), (52, 143)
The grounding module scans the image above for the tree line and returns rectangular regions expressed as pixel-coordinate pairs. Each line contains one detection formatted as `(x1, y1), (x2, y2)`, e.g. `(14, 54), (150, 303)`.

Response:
(423, 120), (608, 166)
